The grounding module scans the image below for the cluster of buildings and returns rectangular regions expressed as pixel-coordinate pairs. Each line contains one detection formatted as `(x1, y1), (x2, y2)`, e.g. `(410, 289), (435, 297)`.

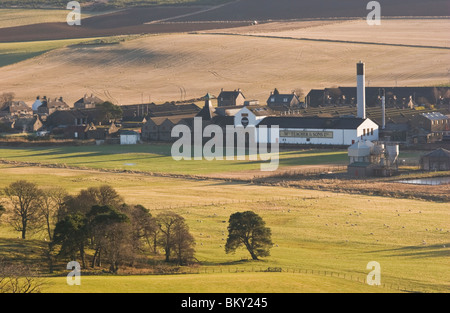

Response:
(1, 63), (449, 153)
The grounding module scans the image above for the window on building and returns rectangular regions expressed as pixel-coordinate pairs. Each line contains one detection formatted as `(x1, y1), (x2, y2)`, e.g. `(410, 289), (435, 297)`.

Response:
(371, 128), (374, 135)
(363, 129), (366, 136)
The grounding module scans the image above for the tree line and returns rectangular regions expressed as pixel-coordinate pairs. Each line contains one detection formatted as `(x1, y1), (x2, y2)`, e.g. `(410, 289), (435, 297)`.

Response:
(0, 180), (273, 275)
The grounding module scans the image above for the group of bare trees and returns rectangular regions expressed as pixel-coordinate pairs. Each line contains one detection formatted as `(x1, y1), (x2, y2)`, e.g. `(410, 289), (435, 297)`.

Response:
(0, 259), (44, 294)
(0, 181), (196, 277)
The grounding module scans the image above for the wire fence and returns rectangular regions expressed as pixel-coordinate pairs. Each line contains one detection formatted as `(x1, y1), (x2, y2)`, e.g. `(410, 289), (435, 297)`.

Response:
(156, 195), (329, 211)
(147, 266), (427, 293)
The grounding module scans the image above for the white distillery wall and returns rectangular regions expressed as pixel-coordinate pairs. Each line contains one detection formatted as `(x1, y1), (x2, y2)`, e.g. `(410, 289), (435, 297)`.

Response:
(257, 120), (379, 146)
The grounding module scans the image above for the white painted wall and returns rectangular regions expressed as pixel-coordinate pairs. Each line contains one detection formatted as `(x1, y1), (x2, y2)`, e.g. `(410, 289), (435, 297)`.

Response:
(234, 107), (266, 127)
(257, 118), (379, 146)
(120, 134), (139, 145)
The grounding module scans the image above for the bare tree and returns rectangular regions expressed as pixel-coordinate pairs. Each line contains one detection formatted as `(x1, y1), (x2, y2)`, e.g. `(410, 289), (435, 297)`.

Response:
(0, 259), (44, 293)
(40, 187), (68, 241)
(3, 181), (43, 239)
(157, 212), (195, 264)
(0, 92), (15, 109)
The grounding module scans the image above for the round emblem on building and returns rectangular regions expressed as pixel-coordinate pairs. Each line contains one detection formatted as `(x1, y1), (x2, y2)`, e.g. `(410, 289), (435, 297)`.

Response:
(241, 117), (249, 128)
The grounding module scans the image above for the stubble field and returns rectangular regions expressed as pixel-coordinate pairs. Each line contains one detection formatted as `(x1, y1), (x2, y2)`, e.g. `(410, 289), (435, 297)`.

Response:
(1, 18), (449, 105)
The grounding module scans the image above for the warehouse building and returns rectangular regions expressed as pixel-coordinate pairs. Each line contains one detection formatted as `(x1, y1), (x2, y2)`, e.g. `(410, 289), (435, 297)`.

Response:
(257, 116), (378, 145)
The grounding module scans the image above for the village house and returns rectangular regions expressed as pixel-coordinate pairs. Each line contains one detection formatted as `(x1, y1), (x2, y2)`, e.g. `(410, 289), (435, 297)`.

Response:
(266, 90), (302, 111)
(37, 96), (70, 115)
(12, 116), (44, 133)
(0, 101), (32, 117)
(64, 123), (119, 140)
(46, 109), (89, 129)
(74, 94), (104, 109)
(217, 89), (246, 107)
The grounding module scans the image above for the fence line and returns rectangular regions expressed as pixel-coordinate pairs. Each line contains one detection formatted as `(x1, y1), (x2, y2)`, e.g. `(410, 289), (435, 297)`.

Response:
(145, 266), (426, 293)
(156, 195), (329, 211)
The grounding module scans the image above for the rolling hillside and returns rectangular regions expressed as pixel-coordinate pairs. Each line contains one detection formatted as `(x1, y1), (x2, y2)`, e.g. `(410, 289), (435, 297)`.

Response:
(0, 23), (448, 105)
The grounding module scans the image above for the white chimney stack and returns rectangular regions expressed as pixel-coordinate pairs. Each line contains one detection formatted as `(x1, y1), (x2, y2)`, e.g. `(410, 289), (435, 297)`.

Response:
(381, 90), (386, 129)
(357, 61), (366, 119)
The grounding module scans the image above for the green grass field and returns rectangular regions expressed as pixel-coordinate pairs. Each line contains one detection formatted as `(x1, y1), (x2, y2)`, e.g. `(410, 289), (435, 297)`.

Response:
(0, 8), (103, 28)
(0, 164), (448, 293)
(41, 272), (391, 293)
(0, 36), (141, 68)
(0, 145), (348, 175)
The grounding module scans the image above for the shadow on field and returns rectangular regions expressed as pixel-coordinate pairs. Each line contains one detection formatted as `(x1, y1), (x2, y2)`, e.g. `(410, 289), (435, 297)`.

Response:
(0, 237), (45, 263)
(201, 259), (267, 267)
(369, 243), (450, 258)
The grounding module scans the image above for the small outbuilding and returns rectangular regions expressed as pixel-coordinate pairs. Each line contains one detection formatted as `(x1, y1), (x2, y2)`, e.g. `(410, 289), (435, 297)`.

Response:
(420, 148), (450, 171)
(120, 130), (140, 145)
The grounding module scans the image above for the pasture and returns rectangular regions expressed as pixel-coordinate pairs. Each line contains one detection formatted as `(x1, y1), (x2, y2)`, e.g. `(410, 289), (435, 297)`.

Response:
(0, 145), (348, 176)
(0, 165), (448, 293)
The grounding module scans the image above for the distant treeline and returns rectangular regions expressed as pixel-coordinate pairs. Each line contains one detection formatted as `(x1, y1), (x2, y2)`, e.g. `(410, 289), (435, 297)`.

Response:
(0, 0), (231, 9)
